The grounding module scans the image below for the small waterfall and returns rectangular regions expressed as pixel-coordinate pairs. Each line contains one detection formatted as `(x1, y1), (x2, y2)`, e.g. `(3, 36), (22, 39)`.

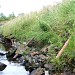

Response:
(0, 49), (29, 75)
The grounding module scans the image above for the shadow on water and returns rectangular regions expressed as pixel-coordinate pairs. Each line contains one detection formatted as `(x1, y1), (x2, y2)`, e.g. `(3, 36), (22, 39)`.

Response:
(0, 49), (29, 75)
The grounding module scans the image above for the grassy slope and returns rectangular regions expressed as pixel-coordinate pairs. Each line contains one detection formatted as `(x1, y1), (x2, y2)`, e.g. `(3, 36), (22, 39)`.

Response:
(0, 0), (75, 72)
(0, 0), (75, 58)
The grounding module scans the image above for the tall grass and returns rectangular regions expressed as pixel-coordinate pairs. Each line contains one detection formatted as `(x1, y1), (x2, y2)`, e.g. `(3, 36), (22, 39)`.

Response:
(0, 0), (75, 72)
(0, 0), (75, 47)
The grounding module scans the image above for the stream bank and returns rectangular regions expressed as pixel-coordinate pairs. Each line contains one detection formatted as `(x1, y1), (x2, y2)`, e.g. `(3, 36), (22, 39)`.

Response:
(0, 34), (75, 75)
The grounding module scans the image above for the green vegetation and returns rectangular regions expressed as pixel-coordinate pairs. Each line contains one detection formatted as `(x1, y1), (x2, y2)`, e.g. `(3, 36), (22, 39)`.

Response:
(0, 12), (16, 22)
(0, 0), (75, 72)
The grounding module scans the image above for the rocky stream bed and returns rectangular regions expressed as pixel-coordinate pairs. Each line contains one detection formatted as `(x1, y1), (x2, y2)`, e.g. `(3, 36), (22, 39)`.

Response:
(0, 34), (75, 75)
(0, 50), (29, 75)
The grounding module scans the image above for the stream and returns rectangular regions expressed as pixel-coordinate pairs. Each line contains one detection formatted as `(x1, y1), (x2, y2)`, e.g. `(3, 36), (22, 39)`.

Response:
(0, 49), (29, 75)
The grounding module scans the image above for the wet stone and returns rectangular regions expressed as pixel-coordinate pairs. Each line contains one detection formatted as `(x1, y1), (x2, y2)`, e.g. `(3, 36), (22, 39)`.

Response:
(0, 62), (7, 71)
(30, 67), (44, 75)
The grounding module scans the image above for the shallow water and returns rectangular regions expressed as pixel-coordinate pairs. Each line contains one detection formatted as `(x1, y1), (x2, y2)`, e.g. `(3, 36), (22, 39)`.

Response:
(0, 50), (29, 75)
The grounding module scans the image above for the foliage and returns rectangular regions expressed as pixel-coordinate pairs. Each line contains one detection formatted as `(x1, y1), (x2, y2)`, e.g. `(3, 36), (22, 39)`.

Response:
(0, 13), (7, 21)
(0, 0), (75, 70)
(0, 12), (16, 22)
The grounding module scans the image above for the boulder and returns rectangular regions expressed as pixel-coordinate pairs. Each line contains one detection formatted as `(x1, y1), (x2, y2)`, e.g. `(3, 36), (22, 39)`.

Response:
(20, 60), (26, 66)
(0, 52), (5, 56)
(40, 45), (50, 55)
(6, 49), (16, 61)
(0, 50), (6, 56)
(30, 67), (44, 75)
(0, 62), (7, 71)
(44, 64), (53, 70)
(13, 54), (22, 59)
(2, 37), (12, 51)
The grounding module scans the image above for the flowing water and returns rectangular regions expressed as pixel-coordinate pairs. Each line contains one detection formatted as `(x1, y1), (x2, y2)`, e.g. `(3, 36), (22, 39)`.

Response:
(0, 49), (29, 75)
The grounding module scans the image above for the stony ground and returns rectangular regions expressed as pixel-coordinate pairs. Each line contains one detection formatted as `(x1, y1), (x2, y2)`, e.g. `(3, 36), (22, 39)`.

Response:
(0, 34), (75, 75)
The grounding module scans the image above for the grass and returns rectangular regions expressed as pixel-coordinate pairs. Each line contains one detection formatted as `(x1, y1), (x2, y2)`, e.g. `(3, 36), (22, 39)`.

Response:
(0, 0), (75, 71)
(0, 0), (75, 49)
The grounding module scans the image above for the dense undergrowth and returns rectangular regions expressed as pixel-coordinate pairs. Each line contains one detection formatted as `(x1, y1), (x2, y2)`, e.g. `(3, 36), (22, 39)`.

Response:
(0, 0), (75, 73)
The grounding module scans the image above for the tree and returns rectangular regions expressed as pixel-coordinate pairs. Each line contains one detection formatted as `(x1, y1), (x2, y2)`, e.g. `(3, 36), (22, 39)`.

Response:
(8, 12), (16, 20)
(18, 13), (24, 16)
(0, 13), (6, 21)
